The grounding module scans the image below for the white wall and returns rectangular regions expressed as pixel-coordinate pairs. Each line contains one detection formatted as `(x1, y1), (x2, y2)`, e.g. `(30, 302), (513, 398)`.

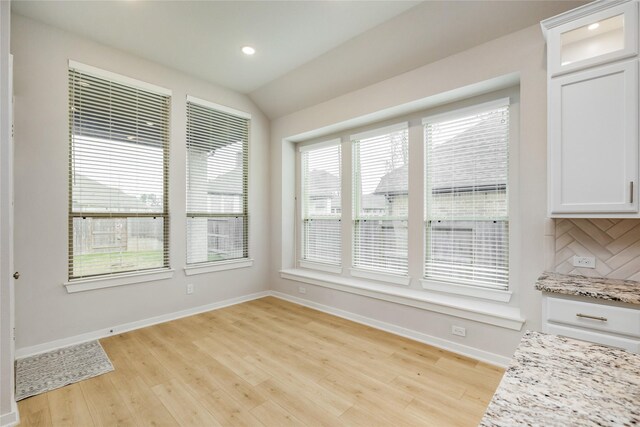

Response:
(10, 14), (270, 351)
(270, 24), (550, 361)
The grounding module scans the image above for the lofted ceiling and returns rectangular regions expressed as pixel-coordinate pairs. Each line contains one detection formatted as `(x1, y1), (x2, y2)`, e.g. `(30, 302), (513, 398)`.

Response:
(12, 0), (585, 119)
(11, 0), (419, 93)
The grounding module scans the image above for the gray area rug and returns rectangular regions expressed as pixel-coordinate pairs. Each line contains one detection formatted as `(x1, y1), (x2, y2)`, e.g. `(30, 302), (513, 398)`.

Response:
(16, 340), (114, 400)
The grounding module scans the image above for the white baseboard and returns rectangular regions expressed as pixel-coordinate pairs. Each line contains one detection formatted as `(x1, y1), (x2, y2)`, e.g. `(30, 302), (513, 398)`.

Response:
(15, 288), (511, 367)
(0, 400), (19, 427)
(270, 291), (512, 368)
(15, 291), (270, 359)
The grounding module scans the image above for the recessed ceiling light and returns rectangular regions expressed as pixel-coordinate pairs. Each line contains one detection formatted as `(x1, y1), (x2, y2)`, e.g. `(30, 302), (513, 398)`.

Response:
(146, 121), (154, 126)
(242, 46), (256, 56)
(588, 22), (600, 31)
(127, 136), (136, 140)
(79, 81), (90, 87)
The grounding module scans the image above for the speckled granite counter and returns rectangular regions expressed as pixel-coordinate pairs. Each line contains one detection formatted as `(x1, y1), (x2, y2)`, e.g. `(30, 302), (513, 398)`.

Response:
(535, 272), (640, 305)
(480, 331), (640, 427)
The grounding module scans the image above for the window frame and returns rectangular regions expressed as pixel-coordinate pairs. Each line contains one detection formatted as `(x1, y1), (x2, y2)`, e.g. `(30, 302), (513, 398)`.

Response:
(184, 95), (251, 273)
(66, 61), (172, 288)
(293, 91), (518, 301)
(421, 97), (513, 301)
(298, 138), (343, 271)
(351, 122), (410, 279)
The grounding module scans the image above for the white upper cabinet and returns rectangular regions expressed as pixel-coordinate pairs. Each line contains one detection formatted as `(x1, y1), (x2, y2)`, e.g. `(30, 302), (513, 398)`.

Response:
(543, 0), (640, 218)
(549, 60), (638, 214)
(546, 1), (638, 77)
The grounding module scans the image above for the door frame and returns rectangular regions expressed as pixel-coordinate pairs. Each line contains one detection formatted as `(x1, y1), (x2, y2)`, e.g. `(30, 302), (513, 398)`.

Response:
(0, 0), (17, 424)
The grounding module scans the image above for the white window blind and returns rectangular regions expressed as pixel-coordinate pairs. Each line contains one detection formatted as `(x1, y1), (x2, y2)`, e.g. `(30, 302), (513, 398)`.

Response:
(301, 141), (342, 265)
(68, 65), (170, 279)
(352, 123), (409, 275)
(186, 98), (249, 265)
(424, 102), (509, 290)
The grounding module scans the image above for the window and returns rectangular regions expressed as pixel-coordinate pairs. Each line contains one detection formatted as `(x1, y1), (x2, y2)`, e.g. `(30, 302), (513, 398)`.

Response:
(69, 63), (170, 279)
(186, 96), (249, 265)
(300, 141), (342, 265)
(424, 101), (509, 290)
(352, 123), (409, 276)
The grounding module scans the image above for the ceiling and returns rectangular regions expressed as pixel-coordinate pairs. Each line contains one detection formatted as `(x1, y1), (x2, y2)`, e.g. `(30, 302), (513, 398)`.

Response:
(251, 0), (586, 118)
(12, 0), (585, 119)
(11, 0), (419, 93)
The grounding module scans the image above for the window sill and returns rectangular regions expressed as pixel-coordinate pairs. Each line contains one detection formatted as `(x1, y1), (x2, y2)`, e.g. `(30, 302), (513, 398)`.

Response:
(420, 279), (512, 303)
(184, 259), (253, 276)
(299, 260), (342, 274)
(279, 268), (525, 331)
(350, 268), (411, 286)
(64, 268), (174, 293)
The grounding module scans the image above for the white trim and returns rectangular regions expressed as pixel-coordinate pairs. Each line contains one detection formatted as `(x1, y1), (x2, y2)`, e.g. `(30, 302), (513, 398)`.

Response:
(64, 269), (174, 293)
(350, 121), (408, 141)
(281, 268), (524, 330)
(68, 60), (172, 96)
(271, 291), (511, 367)
(0, 400), (19, 427)
(15, 291), (270, 359)
(298, 138), (341, 152)
(0, 16), (15, 423)
(422, 97), (510, 124)
(299, 260), (342, 274)
(350, 268), (411, 286)
(186, 95), (252, 120)
(420, 279), (512, 303)
(184, 259), (253, 276)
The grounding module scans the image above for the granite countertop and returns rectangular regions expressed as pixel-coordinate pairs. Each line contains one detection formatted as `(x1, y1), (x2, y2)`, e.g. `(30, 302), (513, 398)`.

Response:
(535, 271), (640, 305)
(480, 331), (640, 427)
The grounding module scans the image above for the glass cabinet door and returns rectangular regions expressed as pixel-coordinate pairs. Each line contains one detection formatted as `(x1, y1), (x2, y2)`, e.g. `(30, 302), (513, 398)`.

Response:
(549, 1), (638, 76)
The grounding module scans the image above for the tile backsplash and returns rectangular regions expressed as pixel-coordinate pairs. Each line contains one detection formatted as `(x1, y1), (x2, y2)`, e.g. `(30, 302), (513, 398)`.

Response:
(553, 219), (640, 280)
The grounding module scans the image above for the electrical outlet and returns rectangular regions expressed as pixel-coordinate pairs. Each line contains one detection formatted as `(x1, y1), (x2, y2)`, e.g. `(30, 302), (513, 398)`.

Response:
(451, 325), (466, 337)
(573, 256), (596, 269)
(186, 283), (194, 295)
(298, 286), (307, 294)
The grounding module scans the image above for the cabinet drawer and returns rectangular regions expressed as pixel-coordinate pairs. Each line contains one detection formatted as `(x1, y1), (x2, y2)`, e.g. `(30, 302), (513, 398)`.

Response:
(546, 297), (640, 337)
(546, 323), (640, 353)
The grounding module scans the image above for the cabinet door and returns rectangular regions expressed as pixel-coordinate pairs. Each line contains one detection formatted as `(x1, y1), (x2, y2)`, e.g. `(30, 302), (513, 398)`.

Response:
(549, 60), (639, 214)
(547, 1), (638, 77)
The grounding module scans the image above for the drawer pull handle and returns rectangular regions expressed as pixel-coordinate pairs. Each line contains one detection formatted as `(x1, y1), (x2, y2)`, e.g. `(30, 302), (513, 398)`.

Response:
(576, 313), (607, 322)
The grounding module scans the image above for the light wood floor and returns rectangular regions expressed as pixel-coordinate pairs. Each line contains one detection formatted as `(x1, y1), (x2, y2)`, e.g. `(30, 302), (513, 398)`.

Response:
(17, 297), (504, 426)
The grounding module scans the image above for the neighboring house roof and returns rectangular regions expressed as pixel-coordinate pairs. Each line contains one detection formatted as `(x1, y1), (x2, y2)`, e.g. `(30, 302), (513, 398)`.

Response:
(429, 111), (507, 191)
(72, 174), (149, 210)
(374, 164), (407, 196)
(305, 169), (341, 210)
(374, 111), (507, 196)
(307, 169), (340, 198)
(208, 166), (243, 196)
